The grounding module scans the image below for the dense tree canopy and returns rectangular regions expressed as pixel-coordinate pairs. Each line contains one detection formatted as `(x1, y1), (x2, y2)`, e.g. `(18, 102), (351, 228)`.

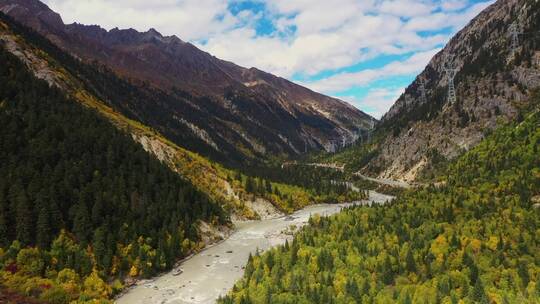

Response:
(237, 165), (368, 213)
(0, 45), (227, 303)
(220, 95), (540, 303)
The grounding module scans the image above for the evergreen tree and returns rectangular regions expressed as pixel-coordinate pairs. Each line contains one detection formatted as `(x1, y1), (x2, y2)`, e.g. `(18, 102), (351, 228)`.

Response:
(15, 191), (32, 245)
(382, 255), (394, 285)
(0, 194), (8, 247)
(470, 278), (488, 303)
(36, 201), (51, 249)
(245, 176), (256, 193)
(405, 249), (416, 273)
(256, 178), (265, 194)
(72, 202), (91, 245)
(92, 227), (106, 271)
(517, 260), (530, 287)
(265, 180), (272, 194)
(402, 293), (412, 304)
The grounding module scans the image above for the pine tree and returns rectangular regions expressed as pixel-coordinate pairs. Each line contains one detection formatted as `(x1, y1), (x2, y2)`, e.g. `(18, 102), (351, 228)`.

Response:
(0, 194), (9, 247)
(36, 201), (51, 249)
(93, 227), (107, 270)
(265, 180), (272, 194)
(92, 197), (104, 226)
(402, 293), (412, 304)
(450, 233), (459, 248)
(517, 260), (530, 287)
(245, 176), (256, 193)
(465, 254), (479, 284)
(257, 178), (265, 194)
(361, 279), (370, 295)
(245, 253), (254, 279)
(48, 194), (64, 233)
(72, 202), (91, 244)
(406, 249), (416, 273)
(382, 255), (394, 285)
(16, 191), (33, 245)
(470, 278), (488, 303)
(346, 279), (360, 299)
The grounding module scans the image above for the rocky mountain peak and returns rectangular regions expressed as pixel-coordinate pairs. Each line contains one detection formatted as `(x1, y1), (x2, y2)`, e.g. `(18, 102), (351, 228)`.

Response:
(369, 0), (540, 181)
(0, 0), (63, 30)
(0, 0), (374, 164)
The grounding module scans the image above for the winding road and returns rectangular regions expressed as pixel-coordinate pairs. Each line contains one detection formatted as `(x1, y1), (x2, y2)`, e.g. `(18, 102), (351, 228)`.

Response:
(354, 172), (412, 188)
(115, 191), (394, 304)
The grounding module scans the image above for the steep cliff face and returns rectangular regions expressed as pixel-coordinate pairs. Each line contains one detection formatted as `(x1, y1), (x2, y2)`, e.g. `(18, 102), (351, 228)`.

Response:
(369, 0), (540, 181)
(0, 0), (373, 165)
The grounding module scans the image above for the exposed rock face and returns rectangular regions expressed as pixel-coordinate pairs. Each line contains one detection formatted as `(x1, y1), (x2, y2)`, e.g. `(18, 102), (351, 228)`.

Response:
(0, 0), (373, 165)
(369, 0), (540, 181)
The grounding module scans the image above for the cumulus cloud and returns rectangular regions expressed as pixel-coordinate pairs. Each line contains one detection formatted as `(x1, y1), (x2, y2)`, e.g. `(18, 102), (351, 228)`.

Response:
(303, 48), (440, 93)
(199, 0), (492, 78)
(43, 0), (237, 40)
(405, 1), (493, 32)
(378, 0), (435, 17)
(42, 0), (495, 116)
(441, 0), (469, 11)
(341, 87), (405, 119)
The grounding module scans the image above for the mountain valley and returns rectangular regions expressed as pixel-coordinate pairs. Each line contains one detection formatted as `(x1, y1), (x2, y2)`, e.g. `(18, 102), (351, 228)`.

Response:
(0, 0), (539, 303)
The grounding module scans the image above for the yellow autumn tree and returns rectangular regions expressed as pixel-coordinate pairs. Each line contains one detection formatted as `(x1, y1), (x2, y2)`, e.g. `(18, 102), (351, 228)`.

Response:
(129, 265), (138, 277)
(83, 271), (112, 299)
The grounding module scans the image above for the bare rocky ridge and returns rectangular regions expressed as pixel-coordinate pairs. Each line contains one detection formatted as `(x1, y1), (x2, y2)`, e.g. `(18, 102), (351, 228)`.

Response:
(0, 0), (373, 164)
(368, 0), (540, 182)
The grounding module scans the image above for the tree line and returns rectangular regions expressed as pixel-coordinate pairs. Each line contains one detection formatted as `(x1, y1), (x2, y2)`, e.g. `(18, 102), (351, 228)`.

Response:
(0, 45), (227, 303)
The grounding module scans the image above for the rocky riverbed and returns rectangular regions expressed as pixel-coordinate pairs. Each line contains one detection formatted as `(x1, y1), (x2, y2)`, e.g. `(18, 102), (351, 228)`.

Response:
(115, 191), (394, 304)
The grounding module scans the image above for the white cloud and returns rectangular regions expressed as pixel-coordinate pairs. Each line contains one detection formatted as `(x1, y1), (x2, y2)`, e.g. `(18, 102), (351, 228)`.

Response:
(43, 0), (494, 78)
(41, 0), (495, 116)
(199, 0), (492, 79)
(342, 87), (405, 119)
(378, 0), (435, 17)
(405, 1), (493, 32)
(303, 48), (440, 93)
(43, 0), (237, 41)
(441, 0), (469, 11)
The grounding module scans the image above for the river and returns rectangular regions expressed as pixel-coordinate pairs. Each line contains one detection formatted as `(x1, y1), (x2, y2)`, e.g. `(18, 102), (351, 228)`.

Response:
(116, 191), (394, 304)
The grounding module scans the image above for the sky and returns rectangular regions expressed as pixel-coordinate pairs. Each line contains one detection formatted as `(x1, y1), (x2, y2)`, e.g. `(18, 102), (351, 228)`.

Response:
(42, 0), (494, 118)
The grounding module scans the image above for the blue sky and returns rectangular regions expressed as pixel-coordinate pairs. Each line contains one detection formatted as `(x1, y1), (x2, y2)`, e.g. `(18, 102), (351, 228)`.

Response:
(44, 0), (494, 118)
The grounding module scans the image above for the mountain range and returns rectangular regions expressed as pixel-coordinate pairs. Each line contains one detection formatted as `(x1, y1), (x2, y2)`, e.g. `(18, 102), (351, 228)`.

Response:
(1, 0), (539, 303)
(325, 0), (540, 182)
(0, 0), (372, 166)
(2, 0), (539, 184)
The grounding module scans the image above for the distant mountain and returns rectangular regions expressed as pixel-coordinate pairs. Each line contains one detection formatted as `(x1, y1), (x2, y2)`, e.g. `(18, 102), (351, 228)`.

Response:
(0, 9), (367, 224)
(0, 0), (373, 165)
(362, 0), (540, 181)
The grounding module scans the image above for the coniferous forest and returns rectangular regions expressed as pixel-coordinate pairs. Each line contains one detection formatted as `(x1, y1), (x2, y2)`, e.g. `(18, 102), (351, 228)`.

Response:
(1, 0), (540, 303)
(0, 46), (227, 302)
(219, 94), (540, 303)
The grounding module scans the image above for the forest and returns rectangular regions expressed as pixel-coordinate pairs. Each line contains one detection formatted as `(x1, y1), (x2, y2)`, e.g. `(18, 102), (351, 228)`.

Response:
(238, 165), (368, 212)
(0, 29), (368, 303)
(219, 93), (540, 303)
(0, 45), (228, 303)
(0, 12), (367, 218)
